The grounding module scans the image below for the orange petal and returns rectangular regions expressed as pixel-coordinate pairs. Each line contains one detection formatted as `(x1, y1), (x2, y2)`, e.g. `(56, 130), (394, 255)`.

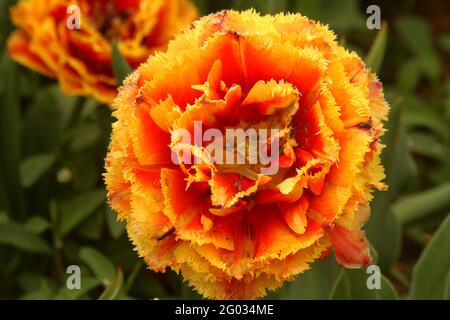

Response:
(130, 104), (172, 165)
(327, 128), (373, 186)
(277, 196), (309, 234)
(242, 79), (299, 115)
(209, 173), (262, 209)
(148, 95), (181, 132)
(192, 59), (224, 100)
(294, 101), (339, 162)
(330, 224), (372, 268)
(160, 168), (235, 251)
(308, 170), (326, 196)
(7, 31), (55, 78)
(308, 183), (352, 223)
(254, 204), (323, 260)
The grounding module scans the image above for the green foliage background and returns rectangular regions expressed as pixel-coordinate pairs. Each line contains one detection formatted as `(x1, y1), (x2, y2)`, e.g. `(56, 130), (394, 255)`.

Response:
(0, 0), (449, 300)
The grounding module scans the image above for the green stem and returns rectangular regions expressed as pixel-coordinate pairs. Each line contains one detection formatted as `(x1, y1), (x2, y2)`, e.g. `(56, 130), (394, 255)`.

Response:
(124, 260), (144, 294)
(390, 267), (410, 289)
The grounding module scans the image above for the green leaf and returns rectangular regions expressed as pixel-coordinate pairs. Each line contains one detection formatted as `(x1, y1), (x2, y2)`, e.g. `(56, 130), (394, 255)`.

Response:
(266, 0), (287, 14)
(397, 59), (421, 92)
(19, 277), (56, 300)
(79, 98), (100, 120)
(369, 206), (402, 269)
(60, 189), (106, 236)
(440, 34), (450, 53)
(0, 0), (15, 49)
(19, 153), (56, 188)
(112, 41), (132, 86)
(408, 132), (445, 161)
(24, 216), (50, 234)
(395, 16), (441, 81)
(276, 258), (341, 299)
(18, 274), (49, 293)
(180, 281), (203, 300)
(392, 183), (450, 225)
(53, 276), (101, 300)
(98, 268), (124, 300)
(330, 269), (398, 300)
(0, 56), (26, 218)
(124, 261), (144, 294)
(409, 214), (450, 299)
(365, 22), (388, 73)
(69, 122), (102, 152)
(401, 96), (447, 136)
(22, 85), (78, 155)
(0, 177), (8, 217)
(444, 271), (450, 300)
(231, 0), (286, 14)
(0, 222), (51, 254)
(76, 208), (104, 240)
(418, 50), (441, 82)
(65, 154), (99, 192)
(79, 247), (116, 286)
(132, 277), (167, 299)
(191, 0), (208, 14)
(366, 95), (410, 269)
(330, 245), (397, 300)
(396, 16), (433, 54)
(106, 206), (125, 239)
(0, 210), (10, 223)
(293, 0), (364, 33)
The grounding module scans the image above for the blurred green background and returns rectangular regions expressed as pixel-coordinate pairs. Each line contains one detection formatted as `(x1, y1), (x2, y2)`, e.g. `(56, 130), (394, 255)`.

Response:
(0, 0), (449, 300)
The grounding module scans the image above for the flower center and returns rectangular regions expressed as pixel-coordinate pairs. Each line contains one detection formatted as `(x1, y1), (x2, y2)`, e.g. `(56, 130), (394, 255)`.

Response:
(88, 0), (140, 40)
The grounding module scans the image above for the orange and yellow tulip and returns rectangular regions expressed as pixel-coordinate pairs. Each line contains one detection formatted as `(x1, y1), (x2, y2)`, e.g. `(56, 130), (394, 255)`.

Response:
(104, 10), (389, 299)
(7, 0), (198, 104)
